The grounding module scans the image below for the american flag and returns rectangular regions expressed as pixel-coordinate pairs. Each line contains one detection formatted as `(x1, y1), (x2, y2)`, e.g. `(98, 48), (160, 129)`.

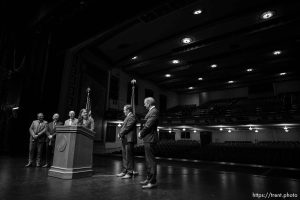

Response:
(86, 87), (91, 116)
(130, 79), (136, 115)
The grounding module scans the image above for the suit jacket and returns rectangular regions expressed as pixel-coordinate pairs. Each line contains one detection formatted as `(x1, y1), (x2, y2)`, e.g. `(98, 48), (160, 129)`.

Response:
(64, 118), (78, 126)
(29, 120), (48, 142)
(119, 113), (137, 143)
(140, 107), (159, 143)
(46, 121), (63, 144)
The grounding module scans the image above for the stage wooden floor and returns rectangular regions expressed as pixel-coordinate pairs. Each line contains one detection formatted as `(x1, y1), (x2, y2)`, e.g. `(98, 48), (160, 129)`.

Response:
(1, 155), (299, 200)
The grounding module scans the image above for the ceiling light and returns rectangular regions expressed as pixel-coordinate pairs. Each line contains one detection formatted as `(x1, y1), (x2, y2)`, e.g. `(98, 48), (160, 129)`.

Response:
(228, 129), (231, 133)
(117, 123), (122, 127)
(12, 107), (19, 110)
(246, 68), (253, 72)
(183, 128), (186, 131)
(165, 74), (171, 77)
(261, 11), (274, 20)
(219, 127), (223, 131)
(188, 87), (194, 90)
(131, 56), (138, 60)
(255, 129), (259, 133)
(157, 128), (160, 132)
(249, 126), (253, 131)
(171, 59), (180, 64)
(210, 64), (217, 68)
(181, 37), (192, 44)
(273, 50), (282, 55)
(193, 9), (202, 15)
(169, 130), (172, 133)
(193, 130), (197, 133)
(198, 77), (203, 81)
(228, 80), (234, 84)
(280, 72), (287, 76)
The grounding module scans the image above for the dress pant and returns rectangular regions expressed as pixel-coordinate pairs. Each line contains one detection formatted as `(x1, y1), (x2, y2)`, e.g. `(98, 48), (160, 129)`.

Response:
(28, 138), (44, 164)
(45, 141), (55, 165)
(121, 141), (134, 174)
(144, 142), (157, 184)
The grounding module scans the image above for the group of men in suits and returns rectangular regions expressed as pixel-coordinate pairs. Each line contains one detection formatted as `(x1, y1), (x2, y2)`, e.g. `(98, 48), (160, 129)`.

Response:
(116, 97), (159, 189)
(25, 110), (85, 168)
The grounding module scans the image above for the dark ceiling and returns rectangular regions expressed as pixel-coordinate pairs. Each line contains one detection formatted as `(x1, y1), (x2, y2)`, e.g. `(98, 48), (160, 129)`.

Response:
(3, 0), (300, 94)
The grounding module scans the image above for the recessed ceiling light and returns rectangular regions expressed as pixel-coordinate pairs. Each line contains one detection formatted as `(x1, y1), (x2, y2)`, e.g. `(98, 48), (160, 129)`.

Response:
(219, 127), (223, 131)
(210, 64), (217, 68)
(193, 130), (197, 133)
(255, 129), (259, 133)
(131, 56), (138, 60)
(228, 129), (232, 133)
(261, 11), (274, 20)
(280, 72), (287, 76)
(246, 68), (253, 72)
(183, 128), (186, 131)
(171, 59), (180, 64)
(169, 130), (172, 133)
(165, 74), (171, 77)
(193, 9), (202, 15)
(249, 126), (253, 131)
(198, 77), (203, 81)
(188, 86), (194, 90)
(273, 50), (282, 55)
(228, 80), (234, 84)
(181, 37), (193, 44)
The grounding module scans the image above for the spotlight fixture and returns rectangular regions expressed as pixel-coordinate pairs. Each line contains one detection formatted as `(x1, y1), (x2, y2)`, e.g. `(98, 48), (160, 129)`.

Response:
(165, 74), (171, 77)
(219, 127), (223, 131)
(280, 72), (287, 76)
(183, 128), (186, 131)
(181, 37), (193, 44)
(228, 129), (232, 133)
(169, 130), (172, 133)
(261, 11), (274, 20)
(131, 56), (138, 60)
(117, 123), (122, 127)
(171, 59), (180, 64)
(210, 64), (217, 68)
(157, 128), (160, 132)
(255, 129), (259, 133)
(273, 50), (282, 55)
(228, 80), (234, 84)
(249, 126), (253, 131)
(188, 87), (194, 90)
(193, 9), (202, 15)
(198, 77), (203, 81)
(246, 68), (253, 72)
(284, 126), (289, 132)
(12, 107), (19, 110)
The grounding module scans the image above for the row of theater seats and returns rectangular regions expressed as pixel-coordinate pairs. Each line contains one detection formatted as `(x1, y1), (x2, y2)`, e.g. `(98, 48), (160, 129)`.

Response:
(112, 140), (300, 168)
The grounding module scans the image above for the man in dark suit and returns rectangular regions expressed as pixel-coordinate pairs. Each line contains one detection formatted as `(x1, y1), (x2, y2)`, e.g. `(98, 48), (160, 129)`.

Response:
(43, 113), (62, 168)
(25, 113), (48, 167)
(138, 97), (159, 189)
(116, 105), (137, 179)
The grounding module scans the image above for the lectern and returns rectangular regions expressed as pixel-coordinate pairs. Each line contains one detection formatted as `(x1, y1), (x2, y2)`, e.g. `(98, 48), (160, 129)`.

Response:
(48, 126), (95, 179)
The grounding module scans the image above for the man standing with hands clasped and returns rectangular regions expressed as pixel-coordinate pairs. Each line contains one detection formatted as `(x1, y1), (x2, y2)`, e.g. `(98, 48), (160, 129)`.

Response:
(138, 97), (159, 189)
(116, 105), (137, 179)
(25, 113), (48, 167)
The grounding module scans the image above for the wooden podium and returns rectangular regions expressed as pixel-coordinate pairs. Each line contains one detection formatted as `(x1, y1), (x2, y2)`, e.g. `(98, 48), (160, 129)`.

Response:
(48, 126), (95, 179)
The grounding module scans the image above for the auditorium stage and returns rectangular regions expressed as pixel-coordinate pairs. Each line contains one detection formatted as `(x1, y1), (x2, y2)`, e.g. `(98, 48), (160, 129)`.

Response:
(1, 155), (299, 200)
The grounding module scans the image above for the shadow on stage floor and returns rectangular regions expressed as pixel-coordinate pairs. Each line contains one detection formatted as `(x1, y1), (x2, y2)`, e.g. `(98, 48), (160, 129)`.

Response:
(1, 155), (299, 200)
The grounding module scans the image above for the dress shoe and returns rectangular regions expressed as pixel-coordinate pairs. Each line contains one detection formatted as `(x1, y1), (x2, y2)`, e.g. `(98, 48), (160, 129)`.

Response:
(25, 162), (33, 167)
(42, 164), (49, 168)
(142, 183), (157, 189)
(121, 174), (132, 179)
(116, 172), (126, 177)
(140, 179), (149, 185)
(36, 163), (41, 167)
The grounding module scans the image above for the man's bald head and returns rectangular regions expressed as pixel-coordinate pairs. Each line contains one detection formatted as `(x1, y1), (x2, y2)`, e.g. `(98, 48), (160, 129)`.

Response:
(144, 97), (156, 110)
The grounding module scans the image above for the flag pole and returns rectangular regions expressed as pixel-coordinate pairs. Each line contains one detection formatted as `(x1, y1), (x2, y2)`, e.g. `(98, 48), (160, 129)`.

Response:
(131, 79), (136, 115)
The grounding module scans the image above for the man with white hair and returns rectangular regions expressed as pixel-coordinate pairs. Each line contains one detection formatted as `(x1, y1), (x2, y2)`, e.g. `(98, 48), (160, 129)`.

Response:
(43, 113), (62, 167)
(64, 110), (78, 126)
(138, 97), (159, 189)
